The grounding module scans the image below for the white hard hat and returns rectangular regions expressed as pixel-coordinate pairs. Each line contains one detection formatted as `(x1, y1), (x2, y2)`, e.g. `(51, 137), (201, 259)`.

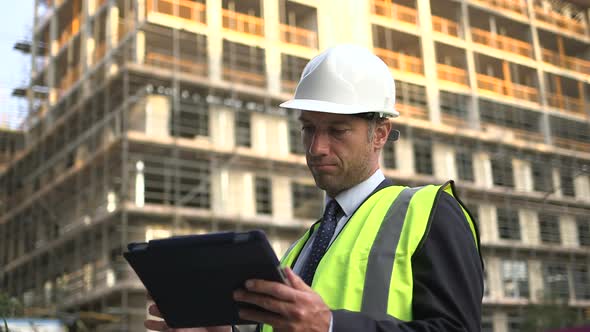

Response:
(280, 44), (399, 117)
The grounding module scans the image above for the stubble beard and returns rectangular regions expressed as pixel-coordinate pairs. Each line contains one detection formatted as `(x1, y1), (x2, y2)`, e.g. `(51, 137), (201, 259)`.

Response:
(309, 151), (374, 198)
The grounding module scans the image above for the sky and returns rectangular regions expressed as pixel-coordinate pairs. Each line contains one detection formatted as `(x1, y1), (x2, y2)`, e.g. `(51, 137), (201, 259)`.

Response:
(0, 1), (34, 130)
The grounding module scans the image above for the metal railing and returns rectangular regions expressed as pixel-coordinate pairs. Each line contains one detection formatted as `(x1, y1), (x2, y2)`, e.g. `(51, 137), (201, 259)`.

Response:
(477, 74), (539, 103)
(546, 92), (585, 116)
(281, 79), (298, 94)
(471, 0), (527, 16)
(222, 9), (264, 36)
(374, 48), (423, 75)
(541, 48), (590, 75)
(372, 0), (418, 25)
(437, 63), (469, 86)
(146, 0), (206, 25)
(279, 24), (318, 49)
(432, 15), (460, 37)
(441, 113), (468, 127)
(145, 51), (208, 76)
(471, 27), (533, 57)
(222, 67), (266, 87)
(553, 137), (590, 153)
(396, 103), (429, 120)
(482, 123), (544, 143)
(534, 5), (586, 37)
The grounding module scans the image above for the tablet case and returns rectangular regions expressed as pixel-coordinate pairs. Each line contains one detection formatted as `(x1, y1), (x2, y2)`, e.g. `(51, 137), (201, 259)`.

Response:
(123, 230), (285, 328)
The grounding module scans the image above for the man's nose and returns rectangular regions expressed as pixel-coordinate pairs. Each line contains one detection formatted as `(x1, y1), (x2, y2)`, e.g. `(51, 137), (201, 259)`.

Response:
(308, 131), (330, 156)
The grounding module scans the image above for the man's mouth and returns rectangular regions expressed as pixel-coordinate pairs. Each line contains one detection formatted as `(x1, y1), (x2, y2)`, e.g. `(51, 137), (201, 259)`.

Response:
(311, 164), (337, 171)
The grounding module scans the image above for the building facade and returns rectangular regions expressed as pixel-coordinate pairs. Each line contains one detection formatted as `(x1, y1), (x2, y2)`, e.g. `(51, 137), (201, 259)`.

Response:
(1, 0), (590, 331)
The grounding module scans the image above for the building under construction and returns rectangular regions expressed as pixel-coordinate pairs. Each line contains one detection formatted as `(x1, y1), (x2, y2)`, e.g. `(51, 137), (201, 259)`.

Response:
(1, 0), (590, 331)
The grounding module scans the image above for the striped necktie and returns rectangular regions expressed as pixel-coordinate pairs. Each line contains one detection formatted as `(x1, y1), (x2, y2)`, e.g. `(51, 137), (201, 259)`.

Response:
(300, 199), (342, 286)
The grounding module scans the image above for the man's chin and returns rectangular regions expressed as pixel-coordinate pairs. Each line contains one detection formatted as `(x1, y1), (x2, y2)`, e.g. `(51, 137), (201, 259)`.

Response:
(313, 175), (342, 194)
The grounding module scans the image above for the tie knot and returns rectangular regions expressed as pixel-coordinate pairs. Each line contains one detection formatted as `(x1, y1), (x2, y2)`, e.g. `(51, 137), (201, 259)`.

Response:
(323, 200), (341, 223)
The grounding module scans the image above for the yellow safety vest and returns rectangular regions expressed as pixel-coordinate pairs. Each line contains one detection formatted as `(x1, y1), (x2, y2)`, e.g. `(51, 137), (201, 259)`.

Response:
(262, 181), (479, 332)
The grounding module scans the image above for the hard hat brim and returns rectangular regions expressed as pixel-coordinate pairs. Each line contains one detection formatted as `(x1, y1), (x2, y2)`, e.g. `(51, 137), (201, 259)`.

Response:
(280, 99), (399, 118)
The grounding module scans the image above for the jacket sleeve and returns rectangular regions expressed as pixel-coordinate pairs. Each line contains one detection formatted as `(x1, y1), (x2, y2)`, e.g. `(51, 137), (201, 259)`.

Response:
(331, 192), (484, 332)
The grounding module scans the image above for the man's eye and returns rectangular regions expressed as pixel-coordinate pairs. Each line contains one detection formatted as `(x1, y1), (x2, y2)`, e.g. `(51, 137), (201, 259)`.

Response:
(330, 128), (349, 136)
(301, 126), (314, 133)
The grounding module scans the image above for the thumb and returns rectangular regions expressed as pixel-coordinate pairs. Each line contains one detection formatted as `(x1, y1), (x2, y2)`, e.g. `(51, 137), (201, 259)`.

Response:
(284, 267), (310, 291)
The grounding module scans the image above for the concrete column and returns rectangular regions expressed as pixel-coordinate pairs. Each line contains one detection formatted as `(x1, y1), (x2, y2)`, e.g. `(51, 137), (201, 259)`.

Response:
(395, 137), (414, 175)
(552, 168), (562, 197)
(107, 5), (120, 76)
(108, 6), (119, 50)
(263, 115), (290, 158)
(528, 259), (544, 302)
(479, 203), (497, 244)
(574, 174), (590, 201)
(474, 151), (493, 188)
(520, 209), (539, 245)
(432, 143), (455, 180)
(489, 16), (497, 35)
(137, 0), (146, 22)
(272, 176), (292, 223)
(86, 36), (95, 69)
(460, 0), (480, 130)
(263, 0), (281, 95)
(416, 0), (440, 124)
(145, 95), (171, 138)
(211, 164), (230, 215)
(495, 311), (508, 332)
(513, 159), (533, 192)
(225, 169), (241, 216)
(136, 31), (145, 64)
(210, 105), (235, 150)
(206, 0), (223, 82)
(527, 0), (552, 145)
(87, 0), (96, 16)
(560, 215), (579, 248)
(242, 172), (255, 217)
(48, 13), (58, 106)
(487, 256), (503, 301)
(80, 0), (89, 73)
(251, 113), (267, 155)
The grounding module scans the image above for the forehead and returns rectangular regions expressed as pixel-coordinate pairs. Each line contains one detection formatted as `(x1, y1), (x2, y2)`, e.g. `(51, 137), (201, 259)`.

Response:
(298, 111), (358, 124)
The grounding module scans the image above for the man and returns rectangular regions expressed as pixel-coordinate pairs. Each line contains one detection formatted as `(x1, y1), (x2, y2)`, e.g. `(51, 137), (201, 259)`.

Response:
(145, 44), (483, 332)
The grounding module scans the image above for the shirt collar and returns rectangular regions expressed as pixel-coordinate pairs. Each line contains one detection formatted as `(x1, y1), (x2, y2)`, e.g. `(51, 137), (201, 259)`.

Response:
(325, 169), (386, 217)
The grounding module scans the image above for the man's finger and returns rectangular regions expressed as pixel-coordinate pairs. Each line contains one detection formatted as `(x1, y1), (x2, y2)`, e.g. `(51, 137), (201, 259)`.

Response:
(235, 289), (291, 316)
(284, 267), (309, 291)
(144, 319), (169, 331)
(148, 303), (163, 318)
(244, 279), (297, 302)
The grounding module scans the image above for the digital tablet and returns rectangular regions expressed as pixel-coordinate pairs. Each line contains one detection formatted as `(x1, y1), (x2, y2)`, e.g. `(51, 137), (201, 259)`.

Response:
(123, 230), (286, 328)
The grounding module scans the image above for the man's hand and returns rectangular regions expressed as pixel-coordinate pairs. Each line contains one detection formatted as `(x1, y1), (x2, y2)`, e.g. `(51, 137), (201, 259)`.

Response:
(144, 300), (230, 332)
(233, 267), (331, 332)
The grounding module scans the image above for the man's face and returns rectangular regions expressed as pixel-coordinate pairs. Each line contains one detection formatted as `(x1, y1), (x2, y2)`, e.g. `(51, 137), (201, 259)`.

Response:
(299, 111), (388, 197)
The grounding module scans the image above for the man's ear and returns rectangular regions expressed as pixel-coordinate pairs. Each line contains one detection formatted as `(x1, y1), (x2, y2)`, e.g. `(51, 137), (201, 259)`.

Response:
(373, 120), (392, 149)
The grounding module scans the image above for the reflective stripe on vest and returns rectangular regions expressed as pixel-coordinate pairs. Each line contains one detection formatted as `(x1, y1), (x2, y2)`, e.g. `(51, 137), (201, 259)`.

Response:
(261, 181), (479, 331)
